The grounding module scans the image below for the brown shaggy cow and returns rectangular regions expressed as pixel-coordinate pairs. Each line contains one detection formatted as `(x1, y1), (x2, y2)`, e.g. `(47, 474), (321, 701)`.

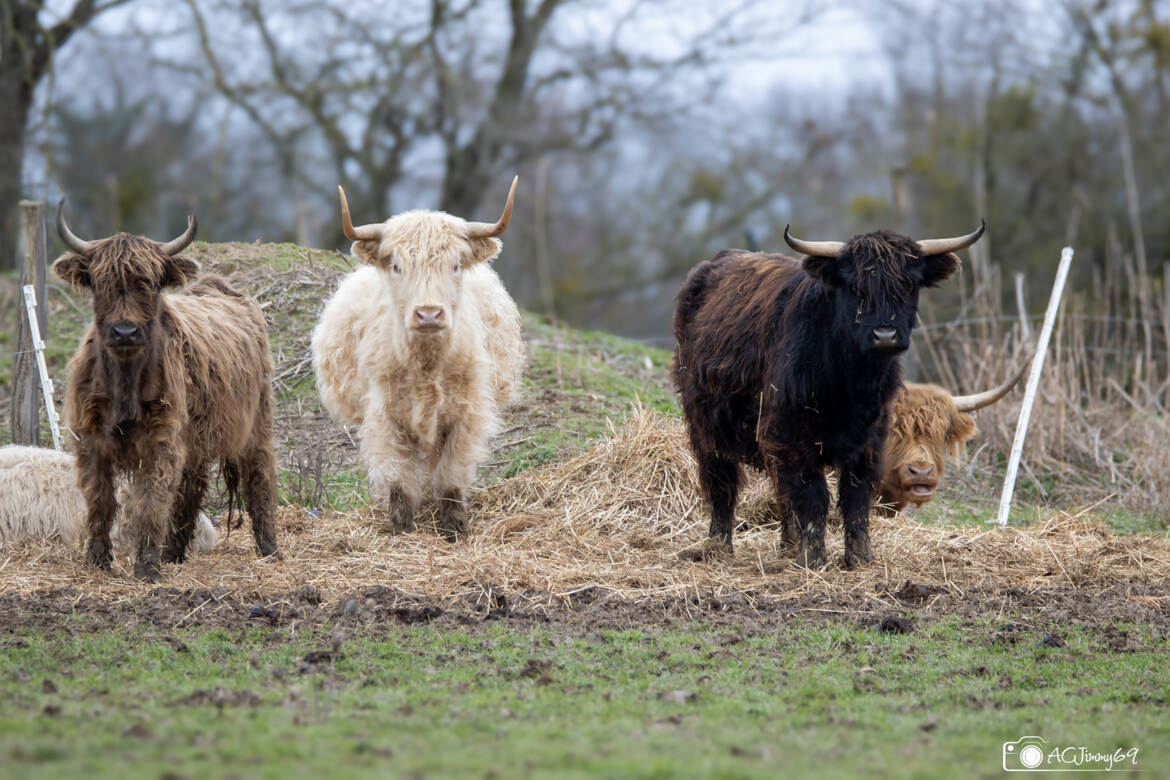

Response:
(53, 201), (278, 581)
(878, 365), (1026, 513)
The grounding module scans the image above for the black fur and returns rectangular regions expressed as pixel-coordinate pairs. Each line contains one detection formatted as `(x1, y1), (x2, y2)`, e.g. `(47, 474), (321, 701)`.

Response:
(672, 231), (959, 569)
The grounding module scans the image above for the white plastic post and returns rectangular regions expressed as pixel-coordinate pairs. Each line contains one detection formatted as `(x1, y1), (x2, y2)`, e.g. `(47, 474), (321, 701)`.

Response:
(994, 248), (1074, 526)
(22, 284), (63, 451)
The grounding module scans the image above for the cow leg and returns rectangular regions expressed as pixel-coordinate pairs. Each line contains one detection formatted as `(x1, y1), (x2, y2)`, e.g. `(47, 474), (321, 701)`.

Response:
(363, 426), (425, 534)
(784, 469), (830, 570)
(778, 494), (800, 550)
(432, 419), (489, 542)
(240, 444), (279, 559)
(163, 468), (208, 564)
(77, 443), (117, 569)
(122, 459), (181, 582)
(766, 467), (800, 549)
(838, 457), (879, 569)
(678, 451), (740, 562)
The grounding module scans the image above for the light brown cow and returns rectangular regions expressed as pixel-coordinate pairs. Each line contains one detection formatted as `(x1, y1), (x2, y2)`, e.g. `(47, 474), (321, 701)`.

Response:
(877, 364), (1028, 513)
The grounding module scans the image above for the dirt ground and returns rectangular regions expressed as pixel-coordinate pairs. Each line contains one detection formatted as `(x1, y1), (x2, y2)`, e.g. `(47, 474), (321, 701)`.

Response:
(2, 578), (1167, 642)
(4, 410), (1170, 641)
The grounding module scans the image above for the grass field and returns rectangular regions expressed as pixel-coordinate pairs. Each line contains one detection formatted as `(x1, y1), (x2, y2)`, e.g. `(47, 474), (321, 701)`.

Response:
(1, 615), (1163, 779)
(1, 241), (1168, 778)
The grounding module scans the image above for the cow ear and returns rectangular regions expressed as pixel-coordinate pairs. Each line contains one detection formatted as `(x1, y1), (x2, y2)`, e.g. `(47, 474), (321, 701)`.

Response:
(946, 410), (977, 452)
(921, 252), (960, 287)
(162, 256), (200, 288)
(350, 240), (381, 266)
(802, 255), (844, 287)
(53, 253), (91, 289)
(467, 237), (502, 267)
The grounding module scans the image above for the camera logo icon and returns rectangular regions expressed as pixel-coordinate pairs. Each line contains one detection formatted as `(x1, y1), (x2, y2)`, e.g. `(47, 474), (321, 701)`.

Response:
(1004, 736), (1047, 771)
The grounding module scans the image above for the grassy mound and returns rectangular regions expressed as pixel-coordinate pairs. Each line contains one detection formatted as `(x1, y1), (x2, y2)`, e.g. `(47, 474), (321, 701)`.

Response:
(1, 241), (676, 508)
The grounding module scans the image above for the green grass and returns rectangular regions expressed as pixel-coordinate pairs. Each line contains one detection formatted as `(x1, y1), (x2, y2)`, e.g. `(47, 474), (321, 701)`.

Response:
(0, 619), (1164, 779)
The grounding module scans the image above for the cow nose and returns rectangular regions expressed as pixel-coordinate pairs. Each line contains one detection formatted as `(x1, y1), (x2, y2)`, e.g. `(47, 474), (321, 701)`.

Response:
(413, 307), (445, 328)
(908, 464), (934, 477)
(109, 322), (143, 343)
(871, 327), (899, 348)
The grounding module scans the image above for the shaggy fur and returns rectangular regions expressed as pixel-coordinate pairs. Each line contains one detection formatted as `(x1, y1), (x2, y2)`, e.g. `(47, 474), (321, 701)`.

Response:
(672, 232), (960, 570)
(878, 383), (978, 513)
(312, 210), (524, 540)
(0, 445), (216, 552)
(55, 232), (278, 581)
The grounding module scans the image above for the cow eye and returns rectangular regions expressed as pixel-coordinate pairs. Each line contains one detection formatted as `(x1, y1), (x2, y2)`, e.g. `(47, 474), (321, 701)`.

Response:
(390, 263), (402, 274)
(453, 263), (461, 274)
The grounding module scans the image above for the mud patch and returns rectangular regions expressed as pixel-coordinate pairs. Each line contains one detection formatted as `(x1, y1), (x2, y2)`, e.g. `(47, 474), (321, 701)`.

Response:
(1, 581), (1168, 640)
(177, 687), (263, 708)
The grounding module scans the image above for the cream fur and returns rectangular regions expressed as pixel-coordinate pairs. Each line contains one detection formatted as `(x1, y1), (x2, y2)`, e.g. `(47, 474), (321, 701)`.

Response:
(0, 445), (216, 552)
(312, 209), (525, 515)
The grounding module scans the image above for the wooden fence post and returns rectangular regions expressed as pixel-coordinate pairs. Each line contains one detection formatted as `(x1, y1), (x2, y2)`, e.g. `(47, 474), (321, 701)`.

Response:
(11, 200), (48, 445)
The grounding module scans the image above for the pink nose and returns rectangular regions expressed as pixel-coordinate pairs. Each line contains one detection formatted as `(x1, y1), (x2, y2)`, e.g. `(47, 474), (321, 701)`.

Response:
(413, 306), (444, 327)
(907, 464), (934, 477)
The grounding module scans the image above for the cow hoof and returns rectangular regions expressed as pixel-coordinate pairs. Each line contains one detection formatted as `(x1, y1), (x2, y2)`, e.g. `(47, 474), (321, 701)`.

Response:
(381, 510), (415, 535)
(133, 558), (162, 583)
(844, 537), (874, 569)
(379, 489), (416, 534)
(795, 539), (828, 571)
(677, 538), (733, 563)
(436, 489), (467, 542)
(86, 539), (113, 570)
(256, 540), (280, 560)
(161, 545), (187, 565)
(437, 508), (467, 543)
(780, 520), (800, 550)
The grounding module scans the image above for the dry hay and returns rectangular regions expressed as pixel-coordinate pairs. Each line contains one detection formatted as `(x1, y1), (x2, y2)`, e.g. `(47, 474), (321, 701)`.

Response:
(2, 408), (1168, 613)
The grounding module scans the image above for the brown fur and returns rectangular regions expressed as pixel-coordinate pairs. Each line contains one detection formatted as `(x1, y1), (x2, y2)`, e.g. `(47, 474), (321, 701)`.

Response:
(55, 232), (278, 581)
(878, 382), (977, 513)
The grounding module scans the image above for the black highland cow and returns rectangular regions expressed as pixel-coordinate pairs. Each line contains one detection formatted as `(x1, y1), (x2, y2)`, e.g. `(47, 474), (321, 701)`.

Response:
(672, 222), (984, 570)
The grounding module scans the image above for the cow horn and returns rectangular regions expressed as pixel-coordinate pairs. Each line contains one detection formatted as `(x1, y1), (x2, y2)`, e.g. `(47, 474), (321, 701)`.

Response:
(952, 355), (1031, 412)
(56, 198), (96, 256)
(464, 176), (517, 240)
(159, 214), (198, 256)
(783, 225), (843, 258)
(338, 186), (384, 242)
(917, 220), (986, 257)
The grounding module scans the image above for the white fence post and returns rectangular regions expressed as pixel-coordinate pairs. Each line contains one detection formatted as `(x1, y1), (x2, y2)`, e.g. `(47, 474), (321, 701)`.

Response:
(22, 284), (63, 451)
(994, 247), (1074, 526)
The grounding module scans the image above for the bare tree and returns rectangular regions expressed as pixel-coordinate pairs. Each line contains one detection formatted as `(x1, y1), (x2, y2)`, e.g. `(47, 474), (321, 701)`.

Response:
(0, 0), (135, 269)
(169, 0), (802, 242)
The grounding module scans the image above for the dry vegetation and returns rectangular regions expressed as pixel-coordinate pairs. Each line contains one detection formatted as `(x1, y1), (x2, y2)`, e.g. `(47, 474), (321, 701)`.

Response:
(2, 409), (1167, 619)
(915, 245), (1170, 517)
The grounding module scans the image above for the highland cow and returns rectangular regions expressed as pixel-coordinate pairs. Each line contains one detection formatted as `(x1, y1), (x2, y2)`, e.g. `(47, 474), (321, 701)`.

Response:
(54, 201), (278, 581)
(878, 364), (1026, 513)
(312, 178), (525, 539)
(673, 222), (984, 569)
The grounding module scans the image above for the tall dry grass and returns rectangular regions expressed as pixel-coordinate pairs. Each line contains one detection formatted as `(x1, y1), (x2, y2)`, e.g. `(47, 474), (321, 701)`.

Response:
(914, 240), (1170, 515)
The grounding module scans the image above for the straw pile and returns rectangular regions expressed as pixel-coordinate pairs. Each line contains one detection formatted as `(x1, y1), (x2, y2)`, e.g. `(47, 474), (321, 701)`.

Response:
(2, 408), (1167, 611)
